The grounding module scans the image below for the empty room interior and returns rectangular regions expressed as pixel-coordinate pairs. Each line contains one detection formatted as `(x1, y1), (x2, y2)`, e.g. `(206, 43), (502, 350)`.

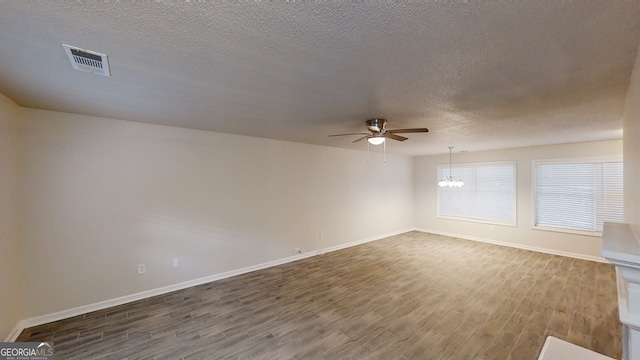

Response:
(1, 2), (640, 359)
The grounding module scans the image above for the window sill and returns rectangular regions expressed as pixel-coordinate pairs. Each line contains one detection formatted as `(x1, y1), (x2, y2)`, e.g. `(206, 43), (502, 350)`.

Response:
(438, 215), (516, 227)
(532, 225), (602, 238)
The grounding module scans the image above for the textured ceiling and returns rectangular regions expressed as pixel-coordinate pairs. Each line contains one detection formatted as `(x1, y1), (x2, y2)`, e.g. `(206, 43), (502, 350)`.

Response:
(0, 1), (639, 156)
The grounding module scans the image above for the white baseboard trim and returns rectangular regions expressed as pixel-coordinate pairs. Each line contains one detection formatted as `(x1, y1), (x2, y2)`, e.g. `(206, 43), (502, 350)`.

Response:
(316, 228), (413, 255)
(413, 228), (608, 263)
(5, 324), (23, 342)
(10, 228), (413, 339)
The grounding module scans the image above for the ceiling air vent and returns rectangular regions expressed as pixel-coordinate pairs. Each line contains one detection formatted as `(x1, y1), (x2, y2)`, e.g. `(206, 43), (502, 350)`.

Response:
(62, 44), (110, 77)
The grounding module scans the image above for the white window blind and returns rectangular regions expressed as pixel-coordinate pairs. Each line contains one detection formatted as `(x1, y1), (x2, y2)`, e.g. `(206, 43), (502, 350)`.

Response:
(437, 162), (516, 226)
(533, 160), (623, 233)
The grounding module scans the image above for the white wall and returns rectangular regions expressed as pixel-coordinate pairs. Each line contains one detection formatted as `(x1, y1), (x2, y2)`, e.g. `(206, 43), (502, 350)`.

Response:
(623, 46), (640, 236)
(414, 140), (622, 259)
(19, 108), (414, 319)
(0, 93), (22, 340)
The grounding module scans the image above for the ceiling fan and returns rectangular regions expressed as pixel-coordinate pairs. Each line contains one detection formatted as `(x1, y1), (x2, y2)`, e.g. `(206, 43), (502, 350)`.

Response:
(329, 118), (429, 145)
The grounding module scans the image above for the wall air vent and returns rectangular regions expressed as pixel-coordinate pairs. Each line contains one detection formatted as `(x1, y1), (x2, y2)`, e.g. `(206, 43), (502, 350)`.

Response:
(62, 44), (110, 77)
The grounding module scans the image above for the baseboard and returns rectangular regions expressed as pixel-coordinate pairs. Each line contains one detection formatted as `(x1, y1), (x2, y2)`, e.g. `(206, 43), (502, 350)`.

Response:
(316, 228), (414, 255)
(11, 228), (414, 337)
(4, 324), (23, 342)
(413, 228), (608, 263)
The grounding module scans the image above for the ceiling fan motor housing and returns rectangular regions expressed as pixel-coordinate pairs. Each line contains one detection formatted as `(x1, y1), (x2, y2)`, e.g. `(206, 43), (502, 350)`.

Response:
(366, 118), (387, 133)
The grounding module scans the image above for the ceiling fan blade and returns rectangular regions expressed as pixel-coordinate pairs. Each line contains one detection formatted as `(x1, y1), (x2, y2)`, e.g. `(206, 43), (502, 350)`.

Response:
(352, 136), (370, 143)
(386, 128), (429, 134)
(328, 132), (370, 137)
(384, 133), (408, 141)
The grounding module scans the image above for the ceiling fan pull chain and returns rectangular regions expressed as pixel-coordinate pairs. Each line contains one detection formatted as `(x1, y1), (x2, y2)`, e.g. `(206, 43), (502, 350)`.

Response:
(367, 141), (370, 163)
(384, 140), (386, 163)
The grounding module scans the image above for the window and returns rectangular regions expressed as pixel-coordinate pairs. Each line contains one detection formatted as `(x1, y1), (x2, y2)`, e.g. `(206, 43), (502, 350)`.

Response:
(437, 161), (516, 226)
(533, 159), (623, 235)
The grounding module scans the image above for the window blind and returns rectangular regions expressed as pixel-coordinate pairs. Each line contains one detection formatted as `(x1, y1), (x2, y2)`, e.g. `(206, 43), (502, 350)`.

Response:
(533, 161), (623, 233)
(437, 162), (516, 225)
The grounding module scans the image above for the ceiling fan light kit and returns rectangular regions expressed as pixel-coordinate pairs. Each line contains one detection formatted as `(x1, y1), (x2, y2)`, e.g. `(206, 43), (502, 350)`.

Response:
(367, 136), (385, 145)
(439, 147), (464, 187)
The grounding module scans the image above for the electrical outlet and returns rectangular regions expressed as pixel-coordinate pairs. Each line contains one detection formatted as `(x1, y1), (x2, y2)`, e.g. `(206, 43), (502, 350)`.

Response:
(293, 248), (301, 254)
(137, 264), (146, 274)
(319, 232), (324, 240)
(172, 258), (180, 268)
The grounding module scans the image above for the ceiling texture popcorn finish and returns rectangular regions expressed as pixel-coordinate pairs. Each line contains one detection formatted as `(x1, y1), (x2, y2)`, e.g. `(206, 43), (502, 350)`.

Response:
(0, 1), (638, 156)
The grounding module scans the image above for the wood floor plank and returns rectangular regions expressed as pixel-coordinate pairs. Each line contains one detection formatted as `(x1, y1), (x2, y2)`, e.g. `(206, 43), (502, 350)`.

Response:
(16, 232), (622, 359)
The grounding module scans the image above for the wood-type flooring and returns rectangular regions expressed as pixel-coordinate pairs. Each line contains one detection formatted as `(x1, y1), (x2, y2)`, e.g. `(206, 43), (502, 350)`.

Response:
(16, 231), (622, 359)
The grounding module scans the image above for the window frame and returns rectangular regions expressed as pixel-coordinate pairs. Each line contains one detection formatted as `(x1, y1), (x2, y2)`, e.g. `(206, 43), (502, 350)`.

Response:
(531, 157), (623, 237)
(436, 160), (517, 227)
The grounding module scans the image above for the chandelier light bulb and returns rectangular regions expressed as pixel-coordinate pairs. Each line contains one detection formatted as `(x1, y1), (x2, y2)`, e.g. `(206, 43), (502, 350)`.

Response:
(439, 176), (464, 187)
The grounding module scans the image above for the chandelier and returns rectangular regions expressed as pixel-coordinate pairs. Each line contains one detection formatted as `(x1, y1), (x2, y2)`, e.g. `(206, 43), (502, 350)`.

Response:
(438, 147), (464, 187)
